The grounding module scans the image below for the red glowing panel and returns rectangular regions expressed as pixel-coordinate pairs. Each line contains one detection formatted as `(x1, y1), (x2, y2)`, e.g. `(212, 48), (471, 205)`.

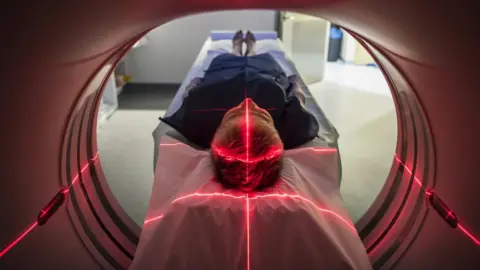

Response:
(0, 221), (38, 258)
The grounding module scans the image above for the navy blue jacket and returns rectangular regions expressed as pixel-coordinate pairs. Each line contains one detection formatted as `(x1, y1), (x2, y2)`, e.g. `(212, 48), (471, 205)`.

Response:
(160, 53), (319, 149)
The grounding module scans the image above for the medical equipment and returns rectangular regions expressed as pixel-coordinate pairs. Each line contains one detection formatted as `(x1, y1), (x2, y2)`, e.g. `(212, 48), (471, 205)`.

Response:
(1, 1), (479, 269)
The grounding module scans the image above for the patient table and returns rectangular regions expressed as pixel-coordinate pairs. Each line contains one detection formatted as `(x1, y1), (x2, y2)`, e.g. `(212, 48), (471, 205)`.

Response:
(132, 32), (368, 270)
(152, 31), (340, 175)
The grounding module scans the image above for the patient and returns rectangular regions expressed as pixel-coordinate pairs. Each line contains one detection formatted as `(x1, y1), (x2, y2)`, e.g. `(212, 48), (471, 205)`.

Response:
(161, 30), (320, 191)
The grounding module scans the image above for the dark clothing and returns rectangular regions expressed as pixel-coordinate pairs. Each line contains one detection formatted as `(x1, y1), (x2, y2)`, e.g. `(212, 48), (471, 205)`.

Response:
(160, 53), (319, 149)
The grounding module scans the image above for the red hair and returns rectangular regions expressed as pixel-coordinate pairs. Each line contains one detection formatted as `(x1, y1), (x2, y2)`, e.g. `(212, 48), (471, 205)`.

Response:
(211, 117), (284, 191)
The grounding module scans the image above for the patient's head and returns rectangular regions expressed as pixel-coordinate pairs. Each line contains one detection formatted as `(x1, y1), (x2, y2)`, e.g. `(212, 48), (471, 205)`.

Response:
(211, 98), (284, 192)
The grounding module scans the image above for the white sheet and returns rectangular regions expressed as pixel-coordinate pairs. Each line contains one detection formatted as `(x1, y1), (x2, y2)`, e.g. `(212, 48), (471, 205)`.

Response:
(187, 38), (295, 84)
(132, 136), (372, 270)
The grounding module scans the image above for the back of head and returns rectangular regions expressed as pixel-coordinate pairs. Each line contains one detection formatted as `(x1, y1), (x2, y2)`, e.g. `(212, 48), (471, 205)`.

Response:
(211, 118), (284, 191)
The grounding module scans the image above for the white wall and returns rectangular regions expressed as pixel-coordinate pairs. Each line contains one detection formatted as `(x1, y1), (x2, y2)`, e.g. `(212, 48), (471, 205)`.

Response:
(125, 10), (277, 84)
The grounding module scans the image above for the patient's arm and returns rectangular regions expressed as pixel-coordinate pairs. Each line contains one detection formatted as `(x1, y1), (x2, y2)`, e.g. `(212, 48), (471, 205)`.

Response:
(288, 75), (307, 105)
(182, 77), (203, 99)
(294, 81), (307, 105)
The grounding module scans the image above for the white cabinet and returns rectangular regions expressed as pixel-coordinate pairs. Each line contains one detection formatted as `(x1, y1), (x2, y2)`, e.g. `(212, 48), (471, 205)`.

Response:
(97, 73), (118, 129)
(340, 30), (374, 65)
(97, 36), (149, 129)
(281, 13), (330, 84)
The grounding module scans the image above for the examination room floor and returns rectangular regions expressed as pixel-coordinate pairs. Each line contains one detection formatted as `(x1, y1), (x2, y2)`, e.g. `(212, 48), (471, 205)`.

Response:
(97, 61), (397, 225)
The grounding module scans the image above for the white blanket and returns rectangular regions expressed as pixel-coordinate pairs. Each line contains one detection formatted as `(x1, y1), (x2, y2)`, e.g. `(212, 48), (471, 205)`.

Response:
(131, 136), (372, 270)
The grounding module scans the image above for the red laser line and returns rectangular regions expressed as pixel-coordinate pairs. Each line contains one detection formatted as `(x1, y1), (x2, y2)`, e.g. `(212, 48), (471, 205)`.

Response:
(142, 190), (358, 270)
(394, 156), (431, 195)
(458, 224), (480, 246)
(143, 194), (246, 226)
(212, 145), (333, 164)
(0, 221), (38, 258)
(159, 143), (184, 147)
(1, 152), (101, 259)
(243, 92), (250, 270)
(39, 202), (55, 219)
(303, 147), (338, 153)
(212, 147), (283, 164)
(144, 215), (164, 225)
(445, 210), (454, 220)
(395, 155), (480, 247)
(160, 144), (333, 160)
(68, 153), (100, 189)
(194, 108), (276, 113)
(171, 192), (246, 204)
(245, 98), (250, 184)
(156, 137), (480, 251)
(245, 193), (251, 270)
(250, 193), (356, 232)
(146, 192), (354, 232)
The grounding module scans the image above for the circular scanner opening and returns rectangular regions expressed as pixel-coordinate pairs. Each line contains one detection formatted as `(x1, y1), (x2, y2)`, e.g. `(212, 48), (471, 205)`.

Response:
(62, 10), (433, 269)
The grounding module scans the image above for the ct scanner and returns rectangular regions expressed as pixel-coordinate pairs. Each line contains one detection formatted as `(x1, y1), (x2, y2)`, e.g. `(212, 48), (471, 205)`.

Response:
(1, 0), (479, 269)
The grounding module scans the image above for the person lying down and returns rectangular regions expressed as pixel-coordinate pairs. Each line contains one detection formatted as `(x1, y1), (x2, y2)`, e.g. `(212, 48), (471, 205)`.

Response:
(160, 30), (319, 191)
(131, 30), (372, 270)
